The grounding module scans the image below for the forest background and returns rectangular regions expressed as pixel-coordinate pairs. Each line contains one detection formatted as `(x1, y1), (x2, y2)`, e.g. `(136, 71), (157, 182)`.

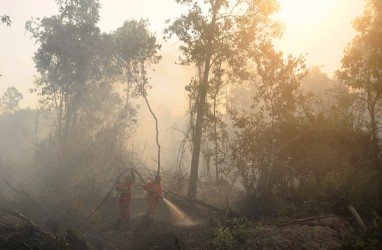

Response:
(1, 1), (382, 247)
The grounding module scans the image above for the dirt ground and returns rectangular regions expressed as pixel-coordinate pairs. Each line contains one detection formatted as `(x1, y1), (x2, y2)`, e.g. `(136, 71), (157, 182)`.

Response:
(1, 194), (353, 250)
(71, 197), (353, 249)
(80, 196), (213, 249)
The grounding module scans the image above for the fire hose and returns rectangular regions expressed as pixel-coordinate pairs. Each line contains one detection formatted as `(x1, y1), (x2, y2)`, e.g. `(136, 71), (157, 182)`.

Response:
(75, 168), (146, 229)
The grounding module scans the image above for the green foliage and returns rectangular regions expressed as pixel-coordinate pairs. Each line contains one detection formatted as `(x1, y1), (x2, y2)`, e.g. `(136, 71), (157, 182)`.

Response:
(26, 0), (159, 150)
(277, 199), (332, 219)
(113, 19), (161, 97)
(0, 86), (23, 114)
(274, 161), (380, 220)
(230, 59), (382, 223)
(213, 217), (252, 249)
(24, 0), (161, 203)
(230, 40), (307, 196)
(370, 213), (382, 243)
(337, 0), (382, 165)
(1, 15), (11, 26)
(340, 213), (382, 250)
(165, 0), (283, 198)
(25, 0), (112, 152)
(341, 235), (380, 250)
(214, 226), (235, 249)
(338, 0), (382, 91)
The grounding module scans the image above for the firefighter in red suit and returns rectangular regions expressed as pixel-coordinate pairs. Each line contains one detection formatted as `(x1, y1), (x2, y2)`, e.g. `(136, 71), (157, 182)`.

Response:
(116, 173), (135, 228)
(143, 175), (163, 225)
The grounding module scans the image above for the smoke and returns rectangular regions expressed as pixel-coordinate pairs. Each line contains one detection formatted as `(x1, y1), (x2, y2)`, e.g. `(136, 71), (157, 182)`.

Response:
(130, 45), (194, 173)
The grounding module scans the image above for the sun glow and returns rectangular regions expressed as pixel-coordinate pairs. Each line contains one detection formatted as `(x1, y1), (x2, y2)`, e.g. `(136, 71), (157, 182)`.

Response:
(275, 0), (340, 46)
(274, 0), (364, 76)
(277, 0), (337, 26)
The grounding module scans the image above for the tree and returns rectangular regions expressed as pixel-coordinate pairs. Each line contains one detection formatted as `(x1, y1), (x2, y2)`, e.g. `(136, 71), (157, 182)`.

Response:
(0, 86), (23, 114)
(1, 14), (11, 76)
(231, 45), (306, 195)
(300, 66), (338, 96)
(25, 0), (136, 198)
(112, 19), (161, 173)
(1, 15), (11, 26)
(337, 0), (382, 165)
(26, 0), (107, 157)
(26, 0), (162, 200)
(337, 0), (382, 215)
(255, 45), (306, 189)
(165, 0), (282, 199)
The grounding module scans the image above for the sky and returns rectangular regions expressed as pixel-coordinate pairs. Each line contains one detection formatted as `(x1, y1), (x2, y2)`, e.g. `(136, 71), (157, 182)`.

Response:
(276, 0), (364, 74)
(0, 0), (365, 107)
(0, 0), (365, 168)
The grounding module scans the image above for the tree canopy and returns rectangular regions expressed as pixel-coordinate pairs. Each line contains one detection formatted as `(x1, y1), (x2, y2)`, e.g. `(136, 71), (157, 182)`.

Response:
(165, 0), (283, 199)
(0, 86), (23, 114)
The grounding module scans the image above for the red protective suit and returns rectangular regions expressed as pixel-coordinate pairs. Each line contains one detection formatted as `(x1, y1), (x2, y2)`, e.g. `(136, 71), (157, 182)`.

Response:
(143, 181), (163, 216)
(116, 182), (133, 220)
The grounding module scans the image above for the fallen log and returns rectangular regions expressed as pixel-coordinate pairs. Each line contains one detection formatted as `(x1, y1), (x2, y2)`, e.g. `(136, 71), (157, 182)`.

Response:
(0, 208), (37, 227)
(0, 208), (66, 249)
(279, 213), (352, 236)
(0, 208), (92, 250)
(280, 214), (339, 227)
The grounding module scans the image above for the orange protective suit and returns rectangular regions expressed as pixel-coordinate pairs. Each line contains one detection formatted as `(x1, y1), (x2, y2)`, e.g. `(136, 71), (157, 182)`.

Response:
(143, 181), (163, 216)
(116, 182), (133, 220)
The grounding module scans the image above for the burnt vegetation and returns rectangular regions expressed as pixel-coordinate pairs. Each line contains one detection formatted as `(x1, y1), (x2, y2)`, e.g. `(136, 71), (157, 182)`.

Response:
(1, 0), (382, 249)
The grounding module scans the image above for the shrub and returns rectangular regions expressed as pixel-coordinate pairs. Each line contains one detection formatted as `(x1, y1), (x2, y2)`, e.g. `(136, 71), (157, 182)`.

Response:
(213, 217), (252, 249)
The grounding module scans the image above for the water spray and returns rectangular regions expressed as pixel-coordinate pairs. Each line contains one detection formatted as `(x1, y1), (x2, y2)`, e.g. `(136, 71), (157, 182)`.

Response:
(162, 198), (197, 226)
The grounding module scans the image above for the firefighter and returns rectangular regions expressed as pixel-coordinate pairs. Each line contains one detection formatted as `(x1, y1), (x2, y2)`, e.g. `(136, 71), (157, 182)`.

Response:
(115, 172), (135, 228)
(143, 175), (163, 226)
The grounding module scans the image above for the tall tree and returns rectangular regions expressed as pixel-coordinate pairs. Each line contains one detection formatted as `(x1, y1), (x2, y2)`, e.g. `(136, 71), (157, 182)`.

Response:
(255, 45), (306, 189)
(337, 0), (382, 165)
(26, 0), (105, 157)
(337, 0), (382, 215)
(231, 45), (306, 195)
(165, 0), (282, 199)
(112, 19), (161, 173)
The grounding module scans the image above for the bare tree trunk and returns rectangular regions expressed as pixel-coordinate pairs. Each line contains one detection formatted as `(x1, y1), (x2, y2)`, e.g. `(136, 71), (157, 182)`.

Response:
(214, 90), (219, 188)
(57, 90), (64, 160)
(366, 90), (382, 215)
(143, 91), (161, 175)
(366, 89), (379, 164)
(187, 2), (218, 200)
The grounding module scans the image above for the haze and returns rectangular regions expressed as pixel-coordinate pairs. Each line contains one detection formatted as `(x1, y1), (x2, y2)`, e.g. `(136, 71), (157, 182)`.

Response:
(2, 1), (381, 249)
(0, 0), (364, 168)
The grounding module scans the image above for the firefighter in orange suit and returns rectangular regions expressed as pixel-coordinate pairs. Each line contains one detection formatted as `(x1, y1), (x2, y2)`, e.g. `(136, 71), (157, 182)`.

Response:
(116, 173), (135, 228)
(143, 175), (163, 224)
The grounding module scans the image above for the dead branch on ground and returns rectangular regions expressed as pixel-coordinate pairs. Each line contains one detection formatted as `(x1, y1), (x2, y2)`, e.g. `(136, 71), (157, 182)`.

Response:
(279, 214), (350, 229)
(4, 179), (51, 215)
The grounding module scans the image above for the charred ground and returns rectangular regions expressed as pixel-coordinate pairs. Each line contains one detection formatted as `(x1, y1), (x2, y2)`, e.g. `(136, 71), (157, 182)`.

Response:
(0, 182), (368, 250)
